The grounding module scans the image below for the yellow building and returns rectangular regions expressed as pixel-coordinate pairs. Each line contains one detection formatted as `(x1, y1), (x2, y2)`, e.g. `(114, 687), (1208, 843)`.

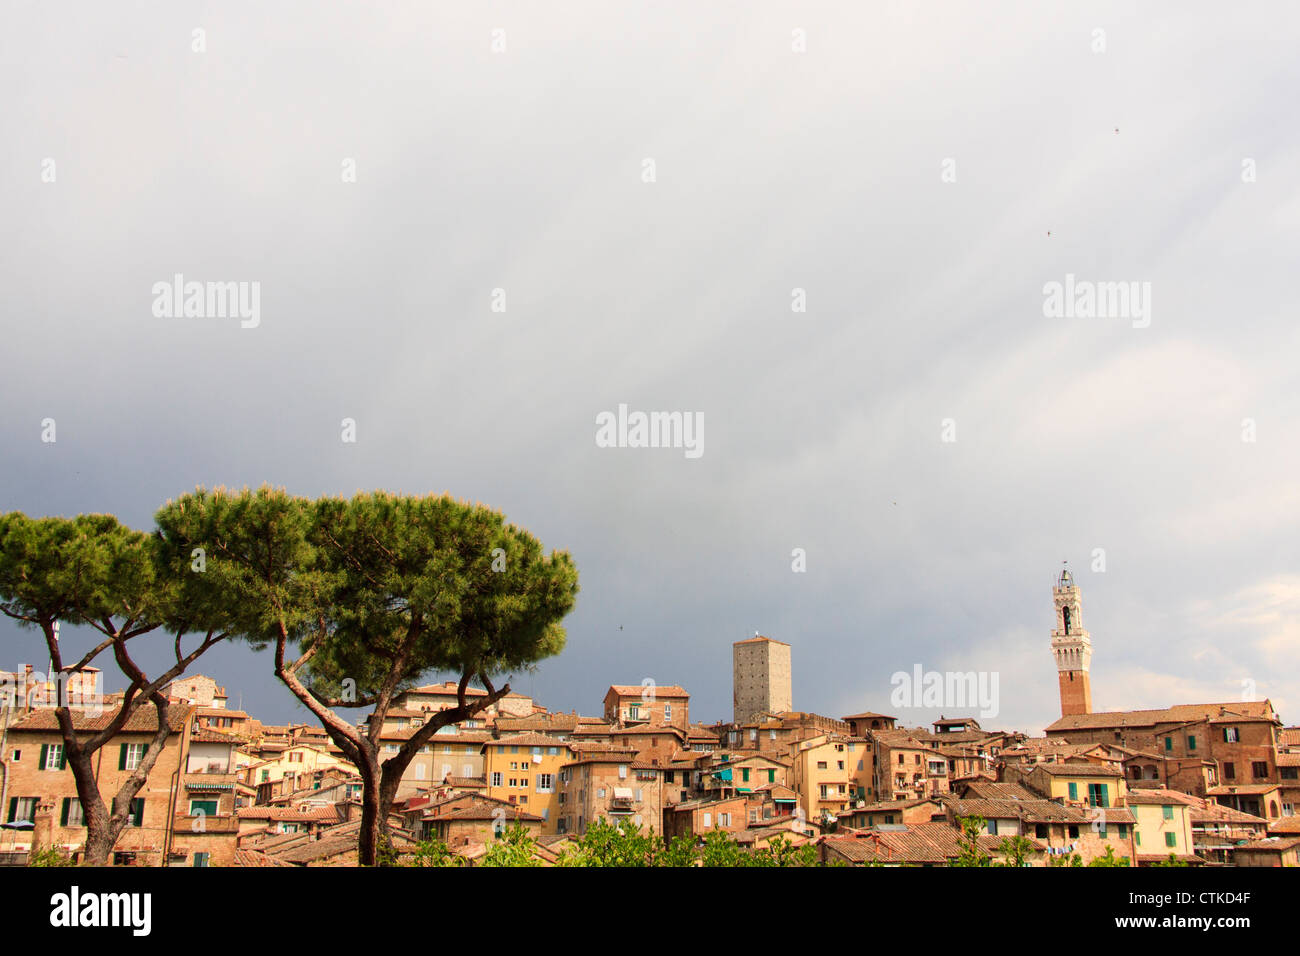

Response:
(1007, 763), (1128, 809)
(791, 735), (853, 824)
(482, 733), (576, 833)
(1126, 789), (1198, 864)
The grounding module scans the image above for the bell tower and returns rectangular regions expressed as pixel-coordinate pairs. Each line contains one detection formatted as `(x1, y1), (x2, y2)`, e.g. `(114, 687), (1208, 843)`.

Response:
(1051, 565), (1092, 717)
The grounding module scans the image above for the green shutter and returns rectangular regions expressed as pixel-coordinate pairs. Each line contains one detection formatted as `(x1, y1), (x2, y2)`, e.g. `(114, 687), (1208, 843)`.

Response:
(118, 743), (128, 770)
(39, 744), (49, 770)
(60, 798), (70, 826)
(6, 798), (15, 823)
(131, 798), (144, 826)
(59, 747), (67, 770)
(1068, 782), (1078, 800)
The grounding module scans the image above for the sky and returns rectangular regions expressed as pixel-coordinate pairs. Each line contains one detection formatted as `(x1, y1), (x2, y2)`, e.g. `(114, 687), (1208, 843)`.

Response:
(2, 2), (1298, 735)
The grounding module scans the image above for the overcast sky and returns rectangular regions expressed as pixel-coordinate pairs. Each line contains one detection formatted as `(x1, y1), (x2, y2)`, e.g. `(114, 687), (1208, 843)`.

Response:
(2, 2), (1298, 734)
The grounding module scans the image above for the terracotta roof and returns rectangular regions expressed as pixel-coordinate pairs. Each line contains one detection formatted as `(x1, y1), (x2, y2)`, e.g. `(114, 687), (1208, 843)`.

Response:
(443, 775), (487, 789)
(734, 635), (789, 646)
(1045, 701), (1278, 733)
(824, 823), (1037, 864)
(1207, 784), (1279, 795)
(8, 703), (193, 734)
(405, 682), (489, 697)
(487, 733), (574, 749)
(238, 805), (344, 822)
(1029, 763), (1123, 778)
(842, 712), (895, 721)
(234, 848), (295, 867)
(1233, 836), (1300, 852)
(605, 684), (690, 698)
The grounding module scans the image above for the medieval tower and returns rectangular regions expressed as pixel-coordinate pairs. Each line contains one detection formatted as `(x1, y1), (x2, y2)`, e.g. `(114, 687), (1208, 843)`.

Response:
(732, 634), (792, 726)
(1051, 566), (1093, 717)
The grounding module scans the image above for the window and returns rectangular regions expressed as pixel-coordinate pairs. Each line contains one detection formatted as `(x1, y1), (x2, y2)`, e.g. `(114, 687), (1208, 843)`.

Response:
(113, 852), (137, 866)
(259, 769), (270, 782)
(702, 812), (712, 827)
(1187, 735), (1196, 751)
(665, 704), (672, 720)
(741, 768), (750, 783)
(767, 769), (776, 783)
(10, 750), (18, 761)
(987, 819), (999, 835)
(718, 813), (731, 826)
(817, 761), (827, 770)
(1117, 824), (1129, 839)
(127, 798), (144, 828)
(1087, 783), (1109, 808)
(1224, 727), (1239, 743)
(1224, 762), (1236, 780)
(289, 751), (303, 763)
(192, 852), (210, 868)
(190, 799), (218, 817)
(1252, 761), (1268, 778)
(597, 788), (606, 798)
(1035, 823), (1048, 838)
(60, 798), (85, 827)
(749, 729), (757, 742)
(7, 796), (36, 824)
(119, 743), (146, 771)
(1067, 825), (1079, 839)
(1162, 805), (1173, 820)
(537, 773), (554, 792)
(40, 744), (65, 771)
(491, 772), (503, 787)
(618, 765), (628, 779)
(1068, 782), (1078, 801)
(1164, 832), (1177, 848)
(1164, 737), (1172, 752)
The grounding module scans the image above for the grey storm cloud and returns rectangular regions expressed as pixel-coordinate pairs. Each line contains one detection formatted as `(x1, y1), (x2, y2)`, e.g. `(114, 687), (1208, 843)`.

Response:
(2, 2), (1298, 733)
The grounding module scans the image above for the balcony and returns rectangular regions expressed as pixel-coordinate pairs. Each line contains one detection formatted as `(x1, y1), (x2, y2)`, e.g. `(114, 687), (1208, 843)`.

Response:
(174, 814), (240, 834)
(184, 772), (238, 792)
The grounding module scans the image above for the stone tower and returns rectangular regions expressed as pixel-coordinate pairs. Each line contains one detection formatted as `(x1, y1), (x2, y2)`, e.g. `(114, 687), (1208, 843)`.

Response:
(733, 634), (792, 726)
(1051, 567), (1092, 717)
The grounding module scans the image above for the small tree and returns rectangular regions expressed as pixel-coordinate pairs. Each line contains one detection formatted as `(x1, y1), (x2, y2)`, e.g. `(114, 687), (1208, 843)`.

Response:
(0, 512), (231, 865)
(700, 828), (748, 867)
(752, 834), (817, 867)
(480, 822), (541, 867)
(1086, 845), (1130, 867)
(950, 816), (992, 867)
(995, 835), (1036, 867)
(154, 487), (578, 865)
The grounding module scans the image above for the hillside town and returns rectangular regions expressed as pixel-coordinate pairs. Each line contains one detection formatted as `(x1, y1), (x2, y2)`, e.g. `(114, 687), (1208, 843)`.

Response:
(1, 568), (1296, 868)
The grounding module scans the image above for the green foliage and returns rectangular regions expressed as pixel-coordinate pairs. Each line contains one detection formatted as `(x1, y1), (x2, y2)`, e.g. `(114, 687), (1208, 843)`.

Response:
(551, 819), (818, 867)
(1151, 852), (1188, 867)
(699, 828), (748, 867)
(1086, 845), (1130, 867)
(1049, 851), (1084, 867)
(994, 835), (1036, 867)
(27, 846), (75, 867)
(407, 837), (461, 867)
(750, 834), (818, 867)
(949, 816), (992, 867)
(557, 818), (657, 866)
(0, 512), (168, 635)
(480, 822), (541, 867)
(153, 487), (579, 702)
